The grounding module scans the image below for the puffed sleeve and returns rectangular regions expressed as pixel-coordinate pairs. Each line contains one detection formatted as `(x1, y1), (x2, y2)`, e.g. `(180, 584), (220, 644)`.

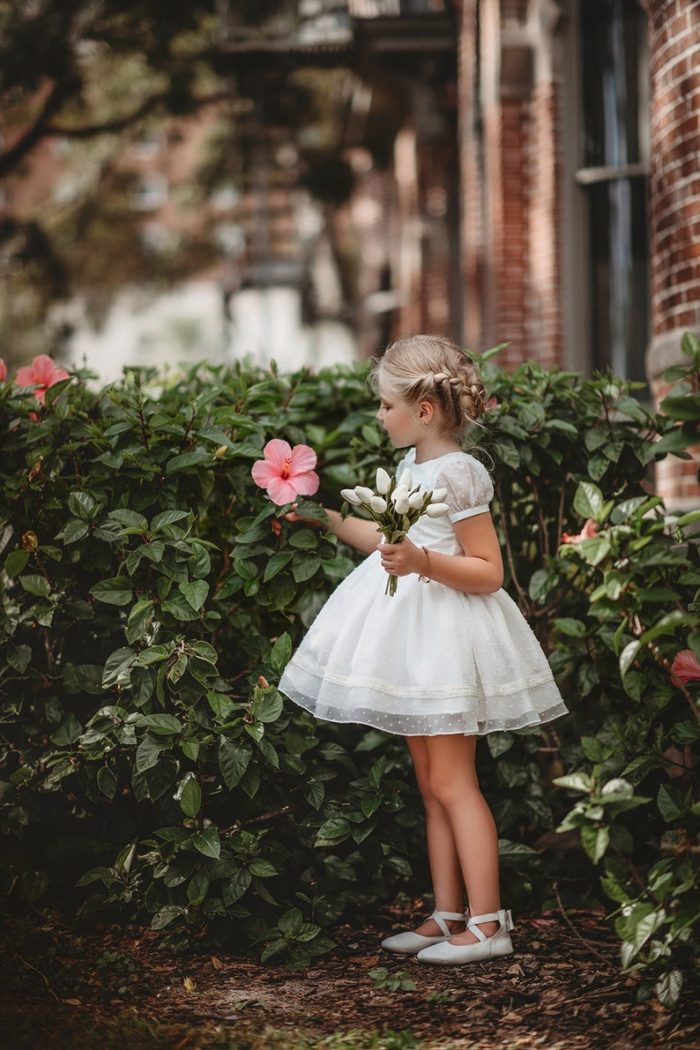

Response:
(437, 456), (494, 523)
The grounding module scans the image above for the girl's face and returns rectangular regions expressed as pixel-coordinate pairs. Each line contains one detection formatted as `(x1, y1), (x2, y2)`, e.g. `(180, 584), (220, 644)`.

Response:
(376, 387), (422, 448)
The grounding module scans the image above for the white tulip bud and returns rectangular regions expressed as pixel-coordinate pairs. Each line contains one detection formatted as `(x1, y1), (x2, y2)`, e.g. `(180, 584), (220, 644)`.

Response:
(370, 496), (387, 514)
(401, 468), (412, 489)
(408, 491), (424, 509)
(390, 485), (409, 505)
(394, 496), (410, 514)
(426, 502), (450, 518)
(376, 467), (391, 495)
(354, 486), (374, 504)
(340, 488), (363, 505)
(430, 487), (448, 503)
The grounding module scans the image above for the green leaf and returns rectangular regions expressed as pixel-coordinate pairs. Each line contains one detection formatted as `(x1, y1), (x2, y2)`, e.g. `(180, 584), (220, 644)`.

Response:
(90, 577), (133, 606)
(315, 817), (351, 847)
(292, 554), (321, 583)
(135, 734), (167, 773)
(97, 766), (117, 799)
(255, 691), (284, 723)
(51, 713), (83, 746)
(179, 580), (208, 611)
(552, 772), (593, 794)
(4, 549), (30, 576)
(222, 868), (252, 906)
(657, 784), (685, 822)
(263, 551), (294, 582)
(581, 824), (610, 863)
(108, 509), (148, 532)
(573, 481), (604, 520)
(102, 647), (137, 688)
(151, 905), (186, 930)
(137, 714), (182, 736)
(176, 772), (201, 818)
(192, 827), (220, 860)
(191, 641), (218, 664)
(656, 970), (683, 1008)
(151, 510), (190, 531)
(126, 599), (155, 644)
(269, 632), (292, 673)
(165, 450), (212, 475)
(553, 617), (588, 638)
(63, 519), (89, 544)
(19, 574), (50, 597)
(249, 858), (278, 877)
(219, 738), (251, 789)
(289, 529), (318, 549)
(68, 491), (98, 521)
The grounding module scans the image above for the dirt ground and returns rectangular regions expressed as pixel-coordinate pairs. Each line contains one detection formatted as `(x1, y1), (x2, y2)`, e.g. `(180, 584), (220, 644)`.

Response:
(1, 900), (697, 1050)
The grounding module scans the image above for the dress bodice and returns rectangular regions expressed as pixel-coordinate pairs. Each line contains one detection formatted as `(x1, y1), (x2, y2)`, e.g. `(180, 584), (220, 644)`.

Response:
(396, 447), (494, 556)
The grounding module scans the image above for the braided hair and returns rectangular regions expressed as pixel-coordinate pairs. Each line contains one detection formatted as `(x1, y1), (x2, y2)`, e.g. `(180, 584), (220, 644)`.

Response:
(368, 334), (488, 438)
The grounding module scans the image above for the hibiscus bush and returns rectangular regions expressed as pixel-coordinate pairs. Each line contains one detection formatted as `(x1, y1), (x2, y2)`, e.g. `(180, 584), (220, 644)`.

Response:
(0, 340), (697, 1000)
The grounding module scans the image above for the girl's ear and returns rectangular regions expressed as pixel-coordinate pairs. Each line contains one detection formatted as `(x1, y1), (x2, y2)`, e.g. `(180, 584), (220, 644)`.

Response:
(418, 399), (434, 424)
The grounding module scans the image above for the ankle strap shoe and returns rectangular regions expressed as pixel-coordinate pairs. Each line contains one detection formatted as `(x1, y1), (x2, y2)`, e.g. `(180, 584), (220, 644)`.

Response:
(416, 908), (514, 965)
(381, 908), (468, 955)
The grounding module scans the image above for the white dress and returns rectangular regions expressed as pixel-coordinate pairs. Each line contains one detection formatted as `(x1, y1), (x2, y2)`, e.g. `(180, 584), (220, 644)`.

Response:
(277, 447), (569, 736)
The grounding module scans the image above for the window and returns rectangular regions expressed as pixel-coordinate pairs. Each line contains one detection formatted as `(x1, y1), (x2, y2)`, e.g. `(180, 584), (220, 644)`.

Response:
(576, 0), (650, 384)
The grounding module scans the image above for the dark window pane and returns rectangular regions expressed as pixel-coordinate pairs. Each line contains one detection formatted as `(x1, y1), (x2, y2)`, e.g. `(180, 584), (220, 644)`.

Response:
(587, 176), (649, 384)
(580, 0), (646, 168)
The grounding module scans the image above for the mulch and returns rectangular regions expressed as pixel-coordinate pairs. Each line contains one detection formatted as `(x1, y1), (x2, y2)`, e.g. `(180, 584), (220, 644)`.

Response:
(1, 900), (698, 1050)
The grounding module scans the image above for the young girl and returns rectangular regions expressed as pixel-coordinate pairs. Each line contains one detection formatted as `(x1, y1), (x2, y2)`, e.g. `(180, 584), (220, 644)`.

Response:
(278, 334), (569, 965)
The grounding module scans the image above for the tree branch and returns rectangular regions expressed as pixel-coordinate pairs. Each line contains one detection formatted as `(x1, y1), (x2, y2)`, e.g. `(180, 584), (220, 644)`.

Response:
(0, 80), (71, 178)
(43, 89), (232, 140)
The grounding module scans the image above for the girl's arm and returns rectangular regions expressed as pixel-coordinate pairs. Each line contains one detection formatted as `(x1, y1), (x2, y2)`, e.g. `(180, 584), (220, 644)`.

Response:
(285, 505), (381, 555)
(378, 512), (504, 594)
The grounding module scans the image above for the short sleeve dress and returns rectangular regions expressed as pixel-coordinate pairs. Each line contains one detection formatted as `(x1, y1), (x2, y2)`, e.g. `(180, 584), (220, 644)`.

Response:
(277, 447), (569, 736)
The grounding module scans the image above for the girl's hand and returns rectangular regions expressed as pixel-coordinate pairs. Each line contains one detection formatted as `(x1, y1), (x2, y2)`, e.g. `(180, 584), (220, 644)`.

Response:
(378, 537), (424, 577)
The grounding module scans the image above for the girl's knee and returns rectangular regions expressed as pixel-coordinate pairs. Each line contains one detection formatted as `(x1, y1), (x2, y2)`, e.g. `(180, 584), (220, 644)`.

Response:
(427, 768), (480, 805)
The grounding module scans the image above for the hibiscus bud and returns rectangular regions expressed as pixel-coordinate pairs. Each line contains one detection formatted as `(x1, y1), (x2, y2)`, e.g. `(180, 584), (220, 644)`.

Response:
(426, 502), (449, 518)
(214, 445), (228, 459)
(354, 486), (374, 504)
(340, 488), (363, 505)
(376, 467), (391, 495)
(394, 496), (410, 514)
(430, 487), (448, 503)
(390, 485), (409, 505)
(408, 491), (424, 509)
(258, 675), (270, 688)
(21, 531), (39, 551)
(370, 496), (387, 514)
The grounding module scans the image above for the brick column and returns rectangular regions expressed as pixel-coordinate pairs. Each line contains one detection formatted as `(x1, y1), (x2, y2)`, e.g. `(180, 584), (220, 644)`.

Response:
(646, 0), (700, 510)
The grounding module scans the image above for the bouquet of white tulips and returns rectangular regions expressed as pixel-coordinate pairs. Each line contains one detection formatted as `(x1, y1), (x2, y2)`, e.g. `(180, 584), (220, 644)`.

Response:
(340, 466), (450, 596)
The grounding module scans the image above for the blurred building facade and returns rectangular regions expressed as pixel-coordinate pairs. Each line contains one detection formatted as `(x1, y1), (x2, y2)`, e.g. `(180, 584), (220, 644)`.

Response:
(1, 0), (698, 503)
(452, 0), (699, 507)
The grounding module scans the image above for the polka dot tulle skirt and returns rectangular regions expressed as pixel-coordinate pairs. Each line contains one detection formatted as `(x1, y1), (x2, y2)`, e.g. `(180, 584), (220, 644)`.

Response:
(277, 523), (569, 738)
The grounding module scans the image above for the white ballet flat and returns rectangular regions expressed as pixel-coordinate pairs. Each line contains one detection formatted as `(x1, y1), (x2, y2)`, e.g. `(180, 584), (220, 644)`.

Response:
(416, 908), (514, 964)
(380, 908), (468, 955)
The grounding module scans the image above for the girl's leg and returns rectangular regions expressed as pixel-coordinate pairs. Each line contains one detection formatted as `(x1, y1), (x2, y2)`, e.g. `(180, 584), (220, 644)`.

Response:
(404, 735), (466, 937)
(423, 734), (500, 944)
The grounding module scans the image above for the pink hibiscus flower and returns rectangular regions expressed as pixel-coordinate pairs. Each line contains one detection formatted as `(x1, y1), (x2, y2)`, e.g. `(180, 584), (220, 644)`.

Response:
(251, 439), (320, 506)
(0, 359), (7, 383)
(670, 649), (700, 686)
(15, 354), (70, 405)
(561, 518), (599, 544)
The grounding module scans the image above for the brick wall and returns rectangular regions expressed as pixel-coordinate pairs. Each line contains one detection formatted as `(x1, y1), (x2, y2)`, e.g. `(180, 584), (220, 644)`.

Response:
(457, 0), (564, 368)
(648, 0), (700, 338)
(647, 0), (700, 510)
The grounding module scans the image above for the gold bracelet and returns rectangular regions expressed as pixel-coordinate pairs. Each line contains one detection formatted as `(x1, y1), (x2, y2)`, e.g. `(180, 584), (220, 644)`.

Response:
(418, 545), (431, 583)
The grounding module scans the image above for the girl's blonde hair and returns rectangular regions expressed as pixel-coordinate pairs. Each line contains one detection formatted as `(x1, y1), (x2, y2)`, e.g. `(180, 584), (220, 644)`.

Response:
(368, 334), (487, 438)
